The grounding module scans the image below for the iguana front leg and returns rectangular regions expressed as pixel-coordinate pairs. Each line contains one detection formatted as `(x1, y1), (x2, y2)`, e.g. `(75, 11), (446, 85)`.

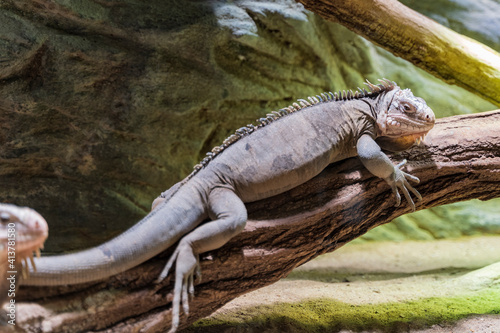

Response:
(157, 187), (247, 333)
(357, 134), (422, 211)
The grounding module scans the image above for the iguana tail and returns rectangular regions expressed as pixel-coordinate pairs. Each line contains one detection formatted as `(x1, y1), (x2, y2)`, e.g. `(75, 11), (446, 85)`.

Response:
(24, 183), (207, 286)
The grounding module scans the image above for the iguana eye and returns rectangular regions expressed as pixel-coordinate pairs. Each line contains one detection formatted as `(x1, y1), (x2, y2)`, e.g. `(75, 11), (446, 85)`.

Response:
(0, 212), (10, 223)
(401, 102), (414, 113)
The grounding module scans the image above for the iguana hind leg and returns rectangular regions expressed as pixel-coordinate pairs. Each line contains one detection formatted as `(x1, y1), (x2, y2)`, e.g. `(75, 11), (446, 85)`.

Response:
(158, 187), (247, 333)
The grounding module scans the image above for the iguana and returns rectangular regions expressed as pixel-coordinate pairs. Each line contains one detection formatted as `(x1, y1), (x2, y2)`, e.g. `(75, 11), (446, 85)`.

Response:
(18, 79), (434, 332)
(1, 204), (48, 324)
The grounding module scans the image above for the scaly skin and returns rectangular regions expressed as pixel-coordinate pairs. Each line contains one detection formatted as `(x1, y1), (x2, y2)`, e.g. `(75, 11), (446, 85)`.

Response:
(0, 204), (48, 314)
(22, 79), (435, 332)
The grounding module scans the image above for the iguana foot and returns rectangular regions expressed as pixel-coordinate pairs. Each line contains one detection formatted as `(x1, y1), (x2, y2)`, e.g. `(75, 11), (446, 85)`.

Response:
(385, 159), (422, 211)
(157, 239), (201, 333)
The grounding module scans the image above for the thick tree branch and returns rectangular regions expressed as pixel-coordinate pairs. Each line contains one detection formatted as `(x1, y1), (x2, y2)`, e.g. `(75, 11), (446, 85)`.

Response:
(296, 0), (500, 107)
(13, 111), (500, 332)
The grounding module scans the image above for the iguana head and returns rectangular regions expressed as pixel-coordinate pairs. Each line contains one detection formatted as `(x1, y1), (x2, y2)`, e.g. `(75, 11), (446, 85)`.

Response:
(375, 86), (435, 152)
(0, 204), (48, 269)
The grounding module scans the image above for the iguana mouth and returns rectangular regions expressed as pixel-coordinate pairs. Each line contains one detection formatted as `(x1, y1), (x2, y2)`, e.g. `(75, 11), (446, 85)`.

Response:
(385, 114), (434, 136)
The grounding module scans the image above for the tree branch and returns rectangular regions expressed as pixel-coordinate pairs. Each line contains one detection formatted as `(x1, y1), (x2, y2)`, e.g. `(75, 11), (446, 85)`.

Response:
(14, 111), (500, 332)
(296, 0), (500, 107)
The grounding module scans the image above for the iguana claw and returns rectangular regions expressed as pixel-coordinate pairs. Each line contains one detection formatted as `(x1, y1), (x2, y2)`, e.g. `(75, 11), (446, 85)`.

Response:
(157, 241), (201, 333)
(386, 159), (422, 211)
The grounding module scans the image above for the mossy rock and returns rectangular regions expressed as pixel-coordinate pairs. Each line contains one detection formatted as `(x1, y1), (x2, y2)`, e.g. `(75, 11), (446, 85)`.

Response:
(186, 291), (500, 333)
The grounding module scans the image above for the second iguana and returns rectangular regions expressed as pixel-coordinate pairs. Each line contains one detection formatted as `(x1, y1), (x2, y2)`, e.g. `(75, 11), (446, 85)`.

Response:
(0, 204), (47, 326)
(21, 79), (435, 332)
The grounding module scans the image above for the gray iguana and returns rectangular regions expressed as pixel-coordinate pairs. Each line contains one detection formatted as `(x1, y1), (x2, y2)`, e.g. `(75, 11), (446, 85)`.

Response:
(1, 204), (47, 324)
(16, 79), (434, 332)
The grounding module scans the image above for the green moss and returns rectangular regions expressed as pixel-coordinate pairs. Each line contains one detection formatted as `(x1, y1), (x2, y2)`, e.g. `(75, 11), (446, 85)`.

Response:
(186, 288), (500, 332)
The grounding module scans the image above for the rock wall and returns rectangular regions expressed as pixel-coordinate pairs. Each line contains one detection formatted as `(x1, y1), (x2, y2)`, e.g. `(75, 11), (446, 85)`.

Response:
(0, 0), (497, 251)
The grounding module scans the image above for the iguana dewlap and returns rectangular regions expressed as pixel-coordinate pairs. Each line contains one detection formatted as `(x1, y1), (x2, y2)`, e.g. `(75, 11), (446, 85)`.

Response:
(20, 79), (434, 333)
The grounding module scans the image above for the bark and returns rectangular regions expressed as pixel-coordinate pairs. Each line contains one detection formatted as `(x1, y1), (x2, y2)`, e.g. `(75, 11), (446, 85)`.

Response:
(12, 111), (500, 332)
(296, 0), (500, 107)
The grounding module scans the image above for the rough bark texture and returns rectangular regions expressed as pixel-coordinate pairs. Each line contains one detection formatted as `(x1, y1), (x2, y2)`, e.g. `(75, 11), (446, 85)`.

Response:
(12, 111), (500, 332)
(296, 0), (500, 107)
